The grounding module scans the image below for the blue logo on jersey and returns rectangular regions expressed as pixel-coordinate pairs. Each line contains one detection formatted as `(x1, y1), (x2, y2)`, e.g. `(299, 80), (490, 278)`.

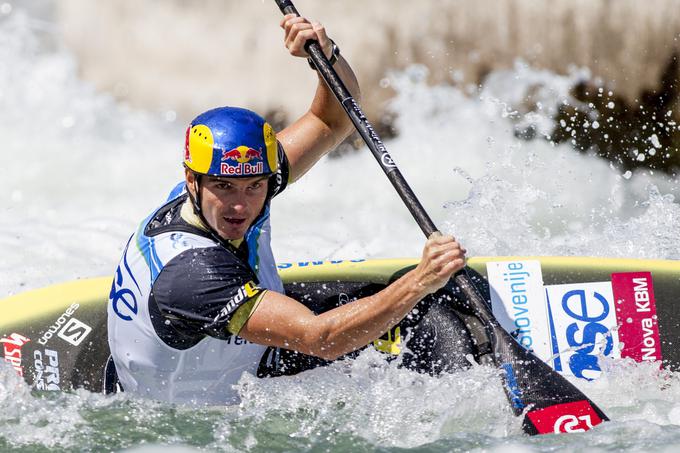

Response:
(110, 239), (142, 321)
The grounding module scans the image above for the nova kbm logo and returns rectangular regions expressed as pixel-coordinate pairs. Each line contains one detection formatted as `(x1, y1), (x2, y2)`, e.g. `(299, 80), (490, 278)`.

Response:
(545, 282), (619, 380)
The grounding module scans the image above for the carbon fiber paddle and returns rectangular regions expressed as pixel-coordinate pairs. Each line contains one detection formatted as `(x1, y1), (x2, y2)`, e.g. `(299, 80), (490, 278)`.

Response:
(273, 0), (608, 435)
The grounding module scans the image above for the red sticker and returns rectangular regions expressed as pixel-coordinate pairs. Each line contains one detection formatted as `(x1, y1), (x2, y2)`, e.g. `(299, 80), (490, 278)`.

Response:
(611, 272), (662, 364)
(1, 333), (31, 377)
(527, 400), (603, 434)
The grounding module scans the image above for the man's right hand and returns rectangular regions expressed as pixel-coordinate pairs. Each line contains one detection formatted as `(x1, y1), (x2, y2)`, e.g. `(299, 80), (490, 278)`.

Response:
(240, 232), (466, 361)
(413, 232), (467, 294)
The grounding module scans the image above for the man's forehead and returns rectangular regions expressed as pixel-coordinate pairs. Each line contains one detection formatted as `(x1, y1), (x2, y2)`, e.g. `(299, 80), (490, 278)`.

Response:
(204, 175), (269, 184)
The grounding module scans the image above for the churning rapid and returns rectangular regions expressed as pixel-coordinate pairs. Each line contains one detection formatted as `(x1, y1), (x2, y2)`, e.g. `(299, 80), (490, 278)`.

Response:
(2, 1), (680, 452)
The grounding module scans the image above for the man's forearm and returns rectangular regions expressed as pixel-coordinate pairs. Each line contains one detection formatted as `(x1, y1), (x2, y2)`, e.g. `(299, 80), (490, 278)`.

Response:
(307, 270), (429, 360)
(310, 55), (361, 135)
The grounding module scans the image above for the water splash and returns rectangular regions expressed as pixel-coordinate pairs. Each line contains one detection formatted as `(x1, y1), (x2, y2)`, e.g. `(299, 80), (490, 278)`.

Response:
(3, 4), (680, 453)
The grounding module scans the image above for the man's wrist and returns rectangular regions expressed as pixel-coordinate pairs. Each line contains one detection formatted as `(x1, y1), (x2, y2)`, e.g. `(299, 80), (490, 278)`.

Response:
(307, 39), (340, 70)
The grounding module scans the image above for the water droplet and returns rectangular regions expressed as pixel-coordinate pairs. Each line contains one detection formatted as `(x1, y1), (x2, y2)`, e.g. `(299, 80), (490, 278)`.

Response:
(61, 116), (75, 128)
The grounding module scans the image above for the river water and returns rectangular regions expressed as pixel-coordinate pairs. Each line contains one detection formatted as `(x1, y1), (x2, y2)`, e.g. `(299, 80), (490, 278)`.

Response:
(2, 3), (680, 452)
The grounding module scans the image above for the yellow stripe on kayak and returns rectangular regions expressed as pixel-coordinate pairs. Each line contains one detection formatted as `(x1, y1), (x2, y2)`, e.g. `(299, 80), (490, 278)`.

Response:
(2, 257), (678, 329)
(0, 277), (111, 329)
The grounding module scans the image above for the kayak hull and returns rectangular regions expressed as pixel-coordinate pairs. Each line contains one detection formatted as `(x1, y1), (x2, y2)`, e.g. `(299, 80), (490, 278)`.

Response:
(1, 256), (678, 393)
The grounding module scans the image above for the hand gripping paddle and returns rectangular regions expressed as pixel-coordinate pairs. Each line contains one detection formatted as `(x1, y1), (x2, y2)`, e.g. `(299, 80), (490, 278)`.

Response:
(273, 0), (609, 435)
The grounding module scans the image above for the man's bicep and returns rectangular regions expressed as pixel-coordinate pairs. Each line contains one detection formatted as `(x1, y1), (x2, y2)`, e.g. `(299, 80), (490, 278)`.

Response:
(276, 114), (333, 183)
(237, 290), (319, 352)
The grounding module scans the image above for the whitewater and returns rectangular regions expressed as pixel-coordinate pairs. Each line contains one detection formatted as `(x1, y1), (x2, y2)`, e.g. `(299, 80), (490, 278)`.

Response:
(2, 4), (680, 453)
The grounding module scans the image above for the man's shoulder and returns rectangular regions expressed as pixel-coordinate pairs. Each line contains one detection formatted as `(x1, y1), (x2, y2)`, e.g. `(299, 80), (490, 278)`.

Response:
(150, 239), (258, 343)
(143, 193), (200, 237)
(164, 244), (250, 275)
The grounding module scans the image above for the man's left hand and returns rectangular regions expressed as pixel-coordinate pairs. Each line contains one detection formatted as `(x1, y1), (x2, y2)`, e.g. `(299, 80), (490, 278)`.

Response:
(280, 14), (333, 60)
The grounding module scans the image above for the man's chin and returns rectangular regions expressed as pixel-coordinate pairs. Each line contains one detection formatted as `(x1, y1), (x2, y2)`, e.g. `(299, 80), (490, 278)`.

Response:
(218, 233), (243, 241)
(217, 225), (247, 241)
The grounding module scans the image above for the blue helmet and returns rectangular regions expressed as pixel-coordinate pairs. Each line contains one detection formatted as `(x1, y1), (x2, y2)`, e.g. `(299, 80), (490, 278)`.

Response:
(184, 107), (279, 177)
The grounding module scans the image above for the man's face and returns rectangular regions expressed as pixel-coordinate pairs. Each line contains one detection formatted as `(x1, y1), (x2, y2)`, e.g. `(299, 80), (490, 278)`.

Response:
(186, 170), (269, 240)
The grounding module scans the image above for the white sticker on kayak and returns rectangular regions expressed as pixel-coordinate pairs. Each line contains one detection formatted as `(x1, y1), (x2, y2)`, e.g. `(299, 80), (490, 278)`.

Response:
(486, 260), (552, 360)
(544, 281), (620, 380)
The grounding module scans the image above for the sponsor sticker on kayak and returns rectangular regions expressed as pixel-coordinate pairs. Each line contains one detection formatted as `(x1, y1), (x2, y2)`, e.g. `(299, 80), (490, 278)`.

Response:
(526, 400), (604, 434)
(0, 333), (30, 377)
(544, 281), (619, 380)
(611, 272), (662, 364)
(487, 260), (552, 360)
(33, 348), (60, 391)
(57, 318), (92, 347)
(488, 262), (662, 380)
(277, 259), (366, 269)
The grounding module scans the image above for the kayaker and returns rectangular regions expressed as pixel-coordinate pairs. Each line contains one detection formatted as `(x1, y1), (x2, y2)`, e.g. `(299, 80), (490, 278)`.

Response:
(107, 14), (467, 405)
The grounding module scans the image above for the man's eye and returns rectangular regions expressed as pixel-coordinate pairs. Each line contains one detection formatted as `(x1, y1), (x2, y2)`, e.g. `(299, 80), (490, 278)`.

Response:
(250, 182), (262, 190)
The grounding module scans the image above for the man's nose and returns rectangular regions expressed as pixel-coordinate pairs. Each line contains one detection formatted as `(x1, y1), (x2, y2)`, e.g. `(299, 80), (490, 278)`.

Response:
(228, 192), (248, 211)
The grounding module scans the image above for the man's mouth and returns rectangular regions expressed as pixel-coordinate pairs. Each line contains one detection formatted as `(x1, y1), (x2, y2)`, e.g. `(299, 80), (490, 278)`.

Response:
(224, 217), (247, 225)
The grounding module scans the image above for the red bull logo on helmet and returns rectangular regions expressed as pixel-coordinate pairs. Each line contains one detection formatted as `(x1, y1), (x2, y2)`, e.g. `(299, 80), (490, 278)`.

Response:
(221, 145), (265, 176)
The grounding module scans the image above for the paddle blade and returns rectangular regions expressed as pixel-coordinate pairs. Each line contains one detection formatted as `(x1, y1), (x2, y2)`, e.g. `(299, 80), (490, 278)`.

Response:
(493, 325), (609, 435)
(452, 271), (608, 435)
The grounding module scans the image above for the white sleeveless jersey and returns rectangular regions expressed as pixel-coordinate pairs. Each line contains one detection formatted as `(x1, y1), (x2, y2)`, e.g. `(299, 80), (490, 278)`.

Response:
(107, 189), (284, 405)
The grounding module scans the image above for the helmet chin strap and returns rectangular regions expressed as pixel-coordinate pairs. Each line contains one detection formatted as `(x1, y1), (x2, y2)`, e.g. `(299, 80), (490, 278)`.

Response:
(186, 173), (203, 217)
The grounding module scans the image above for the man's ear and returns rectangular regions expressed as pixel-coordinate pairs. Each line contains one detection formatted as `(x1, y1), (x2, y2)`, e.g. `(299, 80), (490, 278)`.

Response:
(185, 168), (196, 196)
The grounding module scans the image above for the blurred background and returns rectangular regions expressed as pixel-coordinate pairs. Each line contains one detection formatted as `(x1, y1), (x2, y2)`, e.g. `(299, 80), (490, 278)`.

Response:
(2, 0), (680, 296)
(53, 0), (680, 174)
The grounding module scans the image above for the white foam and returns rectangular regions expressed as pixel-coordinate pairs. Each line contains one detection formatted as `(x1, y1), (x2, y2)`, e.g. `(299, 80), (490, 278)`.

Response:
(2, 4), (680, 451)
